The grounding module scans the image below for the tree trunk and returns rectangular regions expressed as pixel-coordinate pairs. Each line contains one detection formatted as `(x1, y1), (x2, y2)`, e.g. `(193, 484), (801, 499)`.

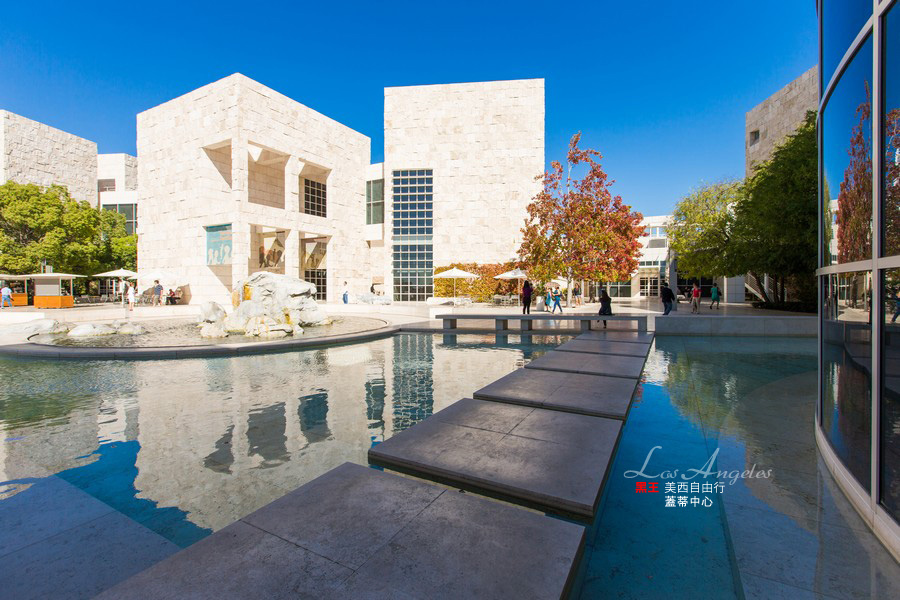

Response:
(751, 271), (771, 304)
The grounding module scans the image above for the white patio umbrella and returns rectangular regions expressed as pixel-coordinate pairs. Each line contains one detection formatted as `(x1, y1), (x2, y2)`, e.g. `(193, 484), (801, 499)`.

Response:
(93, 268), (138, 278)
(434, 267), (478, 299)
(494, 268), (529, 306)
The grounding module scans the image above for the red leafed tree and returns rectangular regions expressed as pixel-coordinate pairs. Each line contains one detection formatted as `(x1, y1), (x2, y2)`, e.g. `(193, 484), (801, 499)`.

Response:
(883, 107), (900, 256)
(519, 133), (643, 300)
(837, 84), (872, 263)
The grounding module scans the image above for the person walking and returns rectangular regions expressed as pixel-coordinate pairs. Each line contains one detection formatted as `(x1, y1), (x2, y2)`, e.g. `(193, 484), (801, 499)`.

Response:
(690, 282), (701, 314)
(892, 289), (900, 323)
(660, 281), (675, 315)
(573, 284), (582, 307)
(342, 281), (349, 304)
(598, 287), (613, 329)
(522, 280), (533, 315)
(545, 287), (553, 312)
(709, 282), (720, 309)
(153, 280), (163, 306)
(1, 283), (12, 309)
(126, 282), (136, 312)
(551, 286), (563, 314)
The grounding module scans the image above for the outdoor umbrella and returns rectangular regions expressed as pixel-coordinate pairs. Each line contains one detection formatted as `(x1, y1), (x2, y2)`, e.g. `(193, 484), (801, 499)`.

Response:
(434, 267), (478, 299)
(93, 269), (138, 278)
(494, 268), (529, 306)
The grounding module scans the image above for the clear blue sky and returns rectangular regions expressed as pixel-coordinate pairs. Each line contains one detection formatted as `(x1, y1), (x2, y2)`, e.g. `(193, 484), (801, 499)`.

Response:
(0, 1), (817, 216)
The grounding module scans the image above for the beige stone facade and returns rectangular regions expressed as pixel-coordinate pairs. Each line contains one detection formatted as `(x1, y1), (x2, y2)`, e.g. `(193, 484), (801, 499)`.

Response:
(136, 74), (372, 305)
(745, 67), (818, 175)
(383, 79), (545, 296)
(0, 110), (97, 203)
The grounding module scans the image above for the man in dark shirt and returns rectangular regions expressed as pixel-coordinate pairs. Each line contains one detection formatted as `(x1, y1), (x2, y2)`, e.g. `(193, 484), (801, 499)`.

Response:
(660, 282), (676, 315)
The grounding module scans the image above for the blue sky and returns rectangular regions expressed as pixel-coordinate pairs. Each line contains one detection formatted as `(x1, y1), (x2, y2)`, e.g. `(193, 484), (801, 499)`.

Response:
(0, 1), (817, 216)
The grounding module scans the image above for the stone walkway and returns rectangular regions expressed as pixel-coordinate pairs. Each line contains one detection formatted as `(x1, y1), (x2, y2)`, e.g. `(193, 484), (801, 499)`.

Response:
(103, 328), (651, 597)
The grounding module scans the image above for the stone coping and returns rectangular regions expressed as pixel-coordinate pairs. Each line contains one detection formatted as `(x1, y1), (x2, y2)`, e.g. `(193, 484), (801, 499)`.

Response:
(98, 463), (586, 600)
(525, 349), (647, 379)
(0, 325), (399, 361)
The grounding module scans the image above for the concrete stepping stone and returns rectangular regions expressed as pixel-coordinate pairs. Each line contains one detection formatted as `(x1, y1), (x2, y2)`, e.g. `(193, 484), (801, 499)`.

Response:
(526, 349), (646, 379)
(97, 463), (585, 600)
(473, 367), (637, 419)
(556, 338), (651, 357)
(577, 330), (655, 344)
(368, 399), (622, 518)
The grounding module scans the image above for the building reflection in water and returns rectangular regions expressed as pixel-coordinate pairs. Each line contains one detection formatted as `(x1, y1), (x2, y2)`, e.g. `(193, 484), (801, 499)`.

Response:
(0, 333), (562, 542)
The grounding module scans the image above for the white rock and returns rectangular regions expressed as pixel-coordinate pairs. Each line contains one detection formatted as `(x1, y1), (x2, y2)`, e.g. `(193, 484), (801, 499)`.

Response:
(67, 323), (116, 337)
(426, 297), (454, 306)
(231, 272), (328, 329)
(116, 323), (145, 335)
(200, 321), (228, 338)
(199, 301), (226, 323)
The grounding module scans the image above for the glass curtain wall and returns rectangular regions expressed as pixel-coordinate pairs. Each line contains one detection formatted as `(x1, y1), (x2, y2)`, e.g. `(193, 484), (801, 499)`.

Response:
(819, 0), (900, 527)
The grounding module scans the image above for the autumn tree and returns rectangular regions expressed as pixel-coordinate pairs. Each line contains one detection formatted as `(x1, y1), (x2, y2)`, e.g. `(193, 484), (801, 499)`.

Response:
(0, 182), (136, 282)
(883, 108), (900, 256)
(518, 133), (643, 303)
(836, 86), (873, 263)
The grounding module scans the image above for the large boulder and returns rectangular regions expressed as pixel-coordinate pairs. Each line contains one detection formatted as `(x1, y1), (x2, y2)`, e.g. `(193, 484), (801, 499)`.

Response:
(199, 301), (226, 323)
(244, 316), (293, 338)
(200, 321), (228, 338)
(68, 323), (116, 337)
(2, 318), (70, 336)
(116, 323), (145, 335)
(232, 272), (328, 329)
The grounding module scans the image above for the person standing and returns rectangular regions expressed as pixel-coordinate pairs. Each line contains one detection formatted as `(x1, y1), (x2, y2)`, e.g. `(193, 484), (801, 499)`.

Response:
(521, 280), (532, 315)
(709, 282), (720, 309)
(573, 284), (581, 307)
(153, 280), (163, 306)
(892, 289), (900, 323)
(545, 287), (553, 312)
(1, 283), (12, 309)
(690, 282), (701, 314)
(551, 286), (563, 314)
(126, 282), (136, 312)
(660, 281), (675, 315)
(342, 281), (349, 304)
(598, 287), (613, 329)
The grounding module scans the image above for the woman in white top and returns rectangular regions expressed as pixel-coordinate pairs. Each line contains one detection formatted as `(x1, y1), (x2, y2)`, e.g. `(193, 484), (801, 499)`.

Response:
(126, 283), (136, 311)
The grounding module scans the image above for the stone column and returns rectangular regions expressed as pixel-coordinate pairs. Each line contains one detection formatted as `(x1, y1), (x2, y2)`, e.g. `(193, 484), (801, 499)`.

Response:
(286, 157), (302, 213)
(284, 229), (300, 278)
(723, 276), (746, 303)
(231, 136), (248, 204)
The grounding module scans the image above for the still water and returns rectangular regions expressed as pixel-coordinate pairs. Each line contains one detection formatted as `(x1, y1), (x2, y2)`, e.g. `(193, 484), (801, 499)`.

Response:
(0, 333), (567, 547)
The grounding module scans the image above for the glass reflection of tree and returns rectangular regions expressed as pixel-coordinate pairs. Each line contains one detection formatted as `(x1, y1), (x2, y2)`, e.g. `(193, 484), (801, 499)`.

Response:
(837, 85), (872, 263)
(885, 108), (900, 255)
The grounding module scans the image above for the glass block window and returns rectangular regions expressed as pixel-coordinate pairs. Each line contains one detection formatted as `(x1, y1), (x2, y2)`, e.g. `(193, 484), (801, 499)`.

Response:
(304, 269), (327, 301)
(392, 169), (433, 301)
(304, 179), (327, 218)
(366, 179), (384, 224)
(392, 244), (433, 301)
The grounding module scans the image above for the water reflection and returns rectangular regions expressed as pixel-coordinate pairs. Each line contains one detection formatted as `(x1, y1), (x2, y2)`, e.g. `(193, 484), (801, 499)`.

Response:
(0, 333), (564, 544)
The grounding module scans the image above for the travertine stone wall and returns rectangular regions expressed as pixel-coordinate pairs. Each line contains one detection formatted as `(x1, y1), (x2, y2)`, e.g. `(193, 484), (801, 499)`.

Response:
(137, 74), (372, 305)
(745, 67), (818, 175)
(98, 153), (138, 191)
(384, 79), (545, 281)
(0, 110), (97, 203)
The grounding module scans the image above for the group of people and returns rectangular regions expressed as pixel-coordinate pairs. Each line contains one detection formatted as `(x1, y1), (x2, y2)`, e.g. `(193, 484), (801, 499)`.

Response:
(519, 281), (611, 317)
(659, 281), (720, 314)
(118, 280), (179, 311)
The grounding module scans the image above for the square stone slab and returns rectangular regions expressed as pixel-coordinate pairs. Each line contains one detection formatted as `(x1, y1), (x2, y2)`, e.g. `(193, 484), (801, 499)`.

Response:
(369, 399), (623, 518)
(99, 463), (584, 600)
(577, 330), (655, 344)
(526, 350), (646, 379)
(474, 368), (637, 419)
(556, 338), (651, 357)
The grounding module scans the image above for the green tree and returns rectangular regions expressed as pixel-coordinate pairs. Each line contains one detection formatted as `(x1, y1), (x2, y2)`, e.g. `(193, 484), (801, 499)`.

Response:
(518, 133), (643, 302)
(667, 181), (744, 279)
(738, 110), (818, 304)
(0, 182), (136, 280)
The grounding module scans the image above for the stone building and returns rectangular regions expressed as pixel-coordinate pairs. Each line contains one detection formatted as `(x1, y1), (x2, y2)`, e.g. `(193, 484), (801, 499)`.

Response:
(136, 74), (373, 305)
(745, 67), (818, 175)
(0, 109), (98, 203)
(382, 80), (545, 300)
(97, 153), (139, 234)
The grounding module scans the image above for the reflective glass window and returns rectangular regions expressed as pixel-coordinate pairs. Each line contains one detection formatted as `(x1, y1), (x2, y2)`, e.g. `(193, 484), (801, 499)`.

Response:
(822, 271), (872, 491)
(822, 35), (873, 266)
(822, 0), (873, 86)
(884, 5), (900, 255)
(881, 268), (900, 518)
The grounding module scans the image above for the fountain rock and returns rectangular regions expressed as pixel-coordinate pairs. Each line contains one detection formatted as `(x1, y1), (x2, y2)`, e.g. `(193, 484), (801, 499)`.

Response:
(116, 323), (146, 335)
(3, 319), (69, 336)
(68, 323), (116, 337)
(200, 321), (228, 338)
(244, 316), (293, 338)
(232, 272), (329, 329)
(199, 301), (226, 323)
